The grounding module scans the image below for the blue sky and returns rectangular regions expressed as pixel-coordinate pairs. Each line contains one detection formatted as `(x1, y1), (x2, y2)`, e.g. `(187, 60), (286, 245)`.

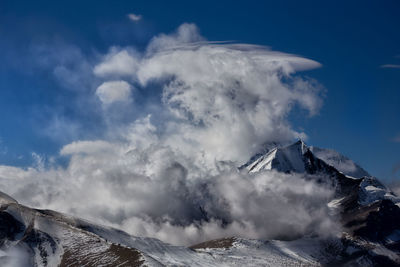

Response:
(0, 0), (399, 180)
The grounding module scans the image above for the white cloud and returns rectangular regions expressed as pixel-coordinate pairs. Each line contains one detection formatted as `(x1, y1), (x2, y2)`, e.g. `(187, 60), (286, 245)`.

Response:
(94, 48), (140, 78)
(0, 142), (338, 245)
(146, 23), (205, 53)
(92, 23), (323, 166)
(135, 26), (322, 165)
(380, 64), (400, 69)
(0, 23), (334, 246)
(127, 13), (142, 22)
(31, 152), (45, 171)
(60, 140), (118, 155)
(95, 80), (132, 105)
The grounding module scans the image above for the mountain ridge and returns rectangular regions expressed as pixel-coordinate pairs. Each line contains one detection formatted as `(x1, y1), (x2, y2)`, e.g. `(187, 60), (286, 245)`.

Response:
(0, 140), (399, 266)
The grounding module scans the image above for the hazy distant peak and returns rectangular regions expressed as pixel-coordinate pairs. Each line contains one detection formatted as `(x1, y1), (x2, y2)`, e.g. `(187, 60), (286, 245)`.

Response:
(310, 146), (370, 178)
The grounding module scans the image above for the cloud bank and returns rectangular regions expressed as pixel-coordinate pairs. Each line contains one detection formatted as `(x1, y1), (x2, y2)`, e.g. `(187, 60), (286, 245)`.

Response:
(0, 23), (334, 245)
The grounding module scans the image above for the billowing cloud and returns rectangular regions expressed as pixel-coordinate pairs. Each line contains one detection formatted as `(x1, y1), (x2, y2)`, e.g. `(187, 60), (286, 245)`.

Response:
(94, 48), (140, 78)
(0, 139), (337, 245)
(0, 23), (333, 246)
(146, 23), (205, 53)
(95, 80), (132, 105)
(132, 24), (322, 166)
(127, 13), (142, 22)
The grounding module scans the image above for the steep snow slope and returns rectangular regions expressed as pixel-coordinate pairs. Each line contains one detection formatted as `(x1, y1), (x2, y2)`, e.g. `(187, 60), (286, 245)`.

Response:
(244, 140), (369, 178)
(244, 140), (400, 206)
(245, 140), (308, 173)
(2, 190), (389, 266)
(0, 201), (147, 266)
(0, 192), (342, 266)
(243, 140), (400, 265)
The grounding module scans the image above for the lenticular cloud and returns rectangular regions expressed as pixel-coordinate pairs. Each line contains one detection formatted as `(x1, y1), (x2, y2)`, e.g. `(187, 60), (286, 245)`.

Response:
(0, 23), (334, 245)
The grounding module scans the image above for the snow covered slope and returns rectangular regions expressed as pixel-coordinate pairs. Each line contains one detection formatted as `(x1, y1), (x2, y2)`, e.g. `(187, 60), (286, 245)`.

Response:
(310, 146), (370, 178)
(0, 199), (147, 266)
(244, 140), (369, 178)
(0, 192), (348, 266)
(1, 140), (400, 266)
(245, 140), (309, 173)
(244, 140), (399, 206)
(242, 140), (400, 265)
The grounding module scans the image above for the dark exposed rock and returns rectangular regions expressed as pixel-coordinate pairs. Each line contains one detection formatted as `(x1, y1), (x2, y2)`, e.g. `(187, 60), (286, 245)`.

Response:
(190, 237), (236, 250)
(0, 211), (25, 245)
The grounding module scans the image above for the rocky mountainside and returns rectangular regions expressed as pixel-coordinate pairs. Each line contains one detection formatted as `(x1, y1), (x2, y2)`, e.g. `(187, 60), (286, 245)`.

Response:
(242, 140), (400, 265)
(0, 140), (400, 266)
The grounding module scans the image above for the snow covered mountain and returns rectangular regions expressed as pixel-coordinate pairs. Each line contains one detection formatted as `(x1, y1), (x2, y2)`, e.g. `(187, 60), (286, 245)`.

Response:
(309, 146), (370, 178)
(244, 140), (368, 177)
(1, 140), (400, 266)
(242, 140), (400, 264)
(0, 191), (342, 266)
(244, 140), (399, 202)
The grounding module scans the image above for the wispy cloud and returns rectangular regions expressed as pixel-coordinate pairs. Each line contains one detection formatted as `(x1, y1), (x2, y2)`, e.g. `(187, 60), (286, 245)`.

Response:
(0, 137), (7, 155)
(392, 134), (400, 143)
(127, 13), (142, 22)
(380, 64), (400, 69)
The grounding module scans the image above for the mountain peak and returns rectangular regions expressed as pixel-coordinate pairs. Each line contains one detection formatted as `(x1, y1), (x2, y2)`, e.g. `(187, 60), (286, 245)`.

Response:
(294, 138), (306, 146)
(245, 140), (311, 173)
(288, 139), (308, 154)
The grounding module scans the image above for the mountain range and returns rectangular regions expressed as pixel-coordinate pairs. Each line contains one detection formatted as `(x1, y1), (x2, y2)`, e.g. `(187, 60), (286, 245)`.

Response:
(0, 140), (399, 266)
